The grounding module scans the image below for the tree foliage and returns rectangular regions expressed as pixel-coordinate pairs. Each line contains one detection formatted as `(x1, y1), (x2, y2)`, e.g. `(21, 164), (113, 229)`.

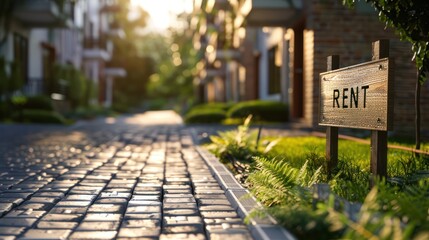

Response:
(146, 13), (200, 107)
(108, 0), (155, 110)
(344, 0), (429, 83)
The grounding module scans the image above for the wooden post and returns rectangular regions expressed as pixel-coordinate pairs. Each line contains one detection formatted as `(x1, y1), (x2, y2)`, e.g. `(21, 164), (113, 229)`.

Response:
(326, 55), (340, 176)
(370, 40), (389, 183)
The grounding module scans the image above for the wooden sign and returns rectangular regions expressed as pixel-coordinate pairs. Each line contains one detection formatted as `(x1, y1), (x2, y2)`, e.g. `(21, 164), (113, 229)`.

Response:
(319, 58), (393, 131)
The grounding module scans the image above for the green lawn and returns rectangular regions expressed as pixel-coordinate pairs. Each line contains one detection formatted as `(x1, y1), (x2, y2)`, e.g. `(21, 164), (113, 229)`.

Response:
(267, 136), (425, 174)
(208, 126), (429, 239)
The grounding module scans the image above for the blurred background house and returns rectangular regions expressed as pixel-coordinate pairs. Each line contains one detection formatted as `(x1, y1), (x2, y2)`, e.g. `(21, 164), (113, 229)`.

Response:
(0, 0), (125, 111)
(191, 0), (429, 136)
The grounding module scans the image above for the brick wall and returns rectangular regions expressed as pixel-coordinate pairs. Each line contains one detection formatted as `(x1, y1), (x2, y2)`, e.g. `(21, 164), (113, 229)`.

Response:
(304, 0), (429, 136)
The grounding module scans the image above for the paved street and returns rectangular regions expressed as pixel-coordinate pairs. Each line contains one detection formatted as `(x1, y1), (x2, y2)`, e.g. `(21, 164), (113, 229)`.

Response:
(0, 111), (253, 240)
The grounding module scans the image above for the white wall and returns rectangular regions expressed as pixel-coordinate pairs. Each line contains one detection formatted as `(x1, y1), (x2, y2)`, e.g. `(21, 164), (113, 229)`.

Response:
(28, 29), (48, 79)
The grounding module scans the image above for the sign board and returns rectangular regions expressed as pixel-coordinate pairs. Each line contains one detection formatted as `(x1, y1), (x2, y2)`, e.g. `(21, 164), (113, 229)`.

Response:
(319, 58), (393, 131)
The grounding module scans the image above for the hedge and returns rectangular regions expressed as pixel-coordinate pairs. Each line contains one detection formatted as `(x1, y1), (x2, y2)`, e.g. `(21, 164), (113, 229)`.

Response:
(13, 109), (66, 124)
(185, 109), (227, 124)
(227, 100), (288, 122)
(190, 102), (233, 112)
(21, 95), (54, 111)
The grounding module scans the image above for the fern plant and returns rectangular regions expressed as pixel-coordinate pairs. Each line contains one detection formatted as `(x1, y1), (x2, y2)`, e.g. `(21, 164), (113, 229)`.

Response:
(207, 115), (279, 179)
(246, 156), (322, 206)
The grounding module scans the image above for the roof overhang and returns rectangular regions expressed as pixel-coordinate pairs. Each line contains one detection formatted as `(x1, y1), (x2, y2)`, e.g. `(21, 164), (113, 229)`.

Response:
(237, 0), (303, 27)
(13, 0), (73, 28)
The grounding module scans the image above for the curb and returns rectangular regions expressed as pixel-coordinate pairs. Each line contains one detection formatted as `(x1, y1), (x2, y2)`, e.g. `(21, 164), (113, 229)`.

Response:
(193, 141), (296, 240)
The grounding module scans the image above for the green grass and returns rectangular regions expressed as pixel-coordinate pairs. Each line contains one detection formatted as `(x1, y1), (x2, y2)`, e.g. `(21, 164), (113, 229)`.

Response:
(263, 136), (429, 202)
(207, 123), (429, 239)
(268, 136), (421, 172)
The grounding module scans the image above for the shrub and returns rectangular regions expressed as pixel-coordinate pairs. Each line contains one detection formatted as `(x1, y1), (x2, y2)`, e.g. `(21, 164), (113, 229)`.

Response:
(13, 109), (66, 124)
(227, 100), (288, 122)
(20, 95), (54, 111)
(0, 101), (10, 120)
(190, 102), (233, 112)
(66, 106), (116, 120)
(185, 109), (226, 124)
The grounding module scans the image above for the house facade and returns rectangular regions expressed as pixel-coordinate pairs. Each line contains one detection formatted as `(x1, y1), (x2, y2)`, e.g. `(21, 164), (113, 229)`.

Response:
(193, 0), (429, 136)
(0, 0), (125, 108)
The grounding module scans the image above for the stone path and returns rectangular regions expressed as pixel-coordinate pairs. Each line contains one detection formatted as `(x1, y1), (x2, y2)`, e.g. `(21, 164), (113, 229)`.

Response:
(0, 111), (253, 240)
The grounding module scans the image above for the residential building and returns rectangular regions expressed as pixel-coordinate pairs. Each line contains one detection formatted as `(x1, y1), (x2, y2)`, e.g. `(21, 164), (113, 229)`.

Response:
(0, 0), (74, 97)
(193, 0), (429, 136)
(82, 0), (125, 107)
(0, 0), (125, 108)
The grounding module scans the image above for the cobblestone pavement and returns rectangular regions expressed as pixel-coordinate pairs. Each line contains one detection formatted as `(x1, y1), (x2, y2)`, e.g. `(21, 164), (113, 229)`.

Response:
(0, 111), (253, 240)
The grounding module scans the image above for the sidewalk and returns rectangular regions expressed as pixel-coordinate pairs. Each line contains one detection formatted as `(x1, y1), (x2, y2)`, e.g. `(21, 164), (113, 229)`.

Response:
(0, 111), (254, 240)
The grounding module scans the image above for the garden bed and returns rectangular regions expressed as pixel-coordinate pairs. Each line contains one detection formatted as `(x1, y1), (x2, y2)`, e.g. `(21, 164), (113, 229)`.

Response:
(199, 118), (429, 239)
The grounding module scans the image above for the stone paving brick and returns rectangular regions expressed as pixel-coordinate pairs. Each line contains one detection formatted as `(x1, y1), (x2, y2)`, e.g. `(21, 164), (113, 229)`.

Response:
(163, 202), (198, 210)
(163, 189), (192, 194)
(54, 201), (91, 208)
(76, 221), (120, 231)
(16, 203), (54, 211)
(208, 229), (253, 240)
(0, 198), (24, 207)
(195, 194), (228, 200)
(204, 218), (245, 225)
(199, 205), (235, 211)
(121, 219), (160, 228)
(87, 204), (125, 213)
(94, 198), (128, 204)
(163, 209), (199, 217)
(124, 213), (162, 220)
(36, 221), (78, 229)
(64, 194), (97, 201)
(41, 213), (82, 222)
(49, 207), (88, 214)
(0, 116), (256, 240)
(26, 197), (61, 204)
(117, 227), (160, 238)
(0, 227), (25, 235)
(126, 206), (161, 214)
(68, 231), (117, 239)
(83, 213), (122, 222)
(200, 211), (239, 219)
(0, 193), (32, 199)
(0, 218), (37, 227)
(128, 200), (161, 207)
(20, 229), (71, 240)
(99, 192), (131, 199)
(197, 199), (232, 206)
(0, 235), (16, 240)
(68, 186), (103, 195)
(159, 233), (206, 240)
(4, 210), (45, 218)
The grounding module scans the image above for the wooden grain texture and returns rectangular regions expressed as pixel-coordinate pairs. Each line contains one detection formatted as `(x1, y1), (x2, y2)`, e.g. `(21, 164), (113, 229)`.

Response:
(319, 58), (393, 131)
(325, 55), (339, 175)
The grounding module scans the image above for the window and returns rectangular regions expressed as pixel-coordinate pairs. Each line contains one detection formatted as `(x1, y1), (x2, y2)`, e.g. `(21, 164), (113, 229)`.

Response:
(268, 46), (281, 94)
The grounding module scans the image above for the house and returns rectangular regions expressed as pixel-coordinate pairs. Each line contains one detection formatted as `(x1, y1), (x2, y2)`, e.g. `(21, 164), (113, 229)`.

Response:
(0, 0), (125, 108)
(0, 0), (74, 97)
(82, 0), (126, 107)
(192, 0), (429, 136)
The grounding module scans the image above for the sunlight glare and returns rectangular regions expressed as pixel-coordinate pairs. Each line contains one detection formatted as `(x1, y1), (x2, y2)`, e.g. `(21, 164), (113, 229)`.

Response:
(132, 0), (193, 32)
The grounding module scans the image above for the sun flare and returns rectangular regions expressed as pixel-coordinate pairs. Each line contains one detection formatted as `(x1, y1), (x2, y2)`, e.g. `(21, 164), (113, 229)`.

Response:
(132, 0), (193, 32)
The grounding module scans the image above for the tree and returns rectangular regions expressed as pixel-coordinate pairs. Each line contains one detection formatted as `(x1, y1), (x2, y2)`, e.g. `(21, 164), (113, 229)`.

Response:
(146, 13), (199, 111)
(344, 0), (429, 151)
(108, 0), (156, 111)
